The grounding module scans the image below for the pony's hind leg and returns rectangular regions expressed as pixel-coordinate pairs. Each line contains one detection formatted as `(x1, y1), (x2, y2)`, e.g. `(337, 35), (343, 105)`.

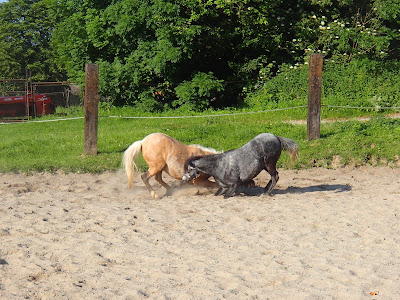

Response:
(155, 172), (170, 190)
(264, 164), (279, 195)
(141, 169), (161, 199)
(155, 172), (171, 196)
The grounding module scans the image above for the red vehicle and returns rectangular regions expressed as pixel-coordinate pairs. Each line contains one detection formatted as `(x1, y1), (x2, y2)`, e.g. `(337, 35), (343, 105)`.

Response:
(0, 93), (54, 118)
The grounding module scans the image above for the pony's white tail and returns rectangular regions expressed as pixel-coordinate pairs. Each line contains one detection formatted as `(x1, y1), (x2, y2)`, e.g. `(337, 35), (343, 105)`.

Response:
(122, 140), (143, 189)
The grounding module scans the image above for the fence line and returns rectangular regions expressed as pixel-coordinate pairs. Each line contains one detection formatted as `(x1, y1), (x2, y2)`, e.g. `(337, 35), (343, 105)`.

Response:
(324, 105), (400, 110)
(1, 104), (399, 125)
(0, 117), (84, 124)
(106, 106), (308, 119)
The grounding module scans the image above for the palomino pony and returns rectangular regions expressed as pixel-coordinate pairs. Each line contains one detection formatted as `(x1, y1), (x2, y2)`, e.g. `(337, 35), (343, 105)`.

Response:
(182, 133), (298, 198)
(122, 132), (219, 198)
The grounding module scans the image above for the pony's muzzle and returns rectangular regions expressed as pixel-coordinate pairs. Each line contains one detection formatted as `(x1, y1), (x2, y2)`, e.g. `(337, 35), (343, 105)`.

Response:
(182, 173), (191, 182)
(182, 168), (198, 182)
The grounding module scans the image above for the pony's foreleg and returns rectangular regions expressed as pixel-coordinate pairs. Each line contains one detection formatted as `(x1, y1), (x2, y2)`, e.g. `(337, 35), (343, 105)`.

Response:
(141, 171), (160, 199)
(214, 181), (228, 196)
(243, 179), (255, 188)
(215, 186), (227, 196)
(224, 183), (238, 198)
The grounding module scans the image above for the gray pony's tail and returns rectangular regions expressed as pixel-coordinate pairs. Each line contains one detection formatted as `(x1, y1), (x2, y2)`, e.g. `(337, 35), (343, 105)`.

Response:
(277, 136), (299, 165)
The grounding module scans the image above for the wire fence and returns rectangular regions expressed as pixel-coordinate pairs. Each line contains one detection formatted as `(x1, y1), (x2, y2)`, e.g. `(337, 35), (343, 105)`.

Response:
(1, 104), (399, 125)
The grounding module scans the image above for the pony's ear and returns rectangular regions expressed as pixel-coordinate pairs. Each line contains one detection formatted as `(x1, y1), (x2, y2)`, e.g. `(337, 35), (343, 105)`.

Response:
(190, 153), (194, 158)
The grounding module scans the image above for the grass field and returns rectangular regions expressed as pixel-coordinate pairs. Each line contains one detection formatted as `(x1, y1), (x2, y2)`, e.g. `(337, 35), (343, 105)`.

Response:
(1, 106), (399, 173)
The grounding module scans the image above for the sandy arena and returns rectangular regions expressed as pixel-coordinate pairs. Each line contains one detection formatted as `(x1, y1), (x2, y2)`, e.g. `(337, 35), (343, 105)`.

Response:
(1, 166), (399, 299)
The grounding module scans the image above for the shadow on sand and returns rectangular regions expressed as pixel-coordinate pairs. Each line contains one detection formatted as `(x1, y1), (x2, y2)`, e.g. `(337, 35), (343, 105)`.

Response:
(237, 184), (352, 197)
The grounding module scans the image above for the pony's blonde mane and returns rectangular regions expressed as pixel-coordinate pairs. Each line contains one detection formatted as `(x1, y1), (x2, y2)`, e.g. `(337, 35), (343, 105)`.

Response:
(189, 144), (220, 154)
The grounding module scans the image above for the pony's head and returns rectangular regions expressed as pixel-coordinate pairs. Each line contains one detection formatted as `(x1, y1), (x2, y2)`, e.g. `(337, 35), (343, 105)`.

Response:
(182, 154), (202, 182)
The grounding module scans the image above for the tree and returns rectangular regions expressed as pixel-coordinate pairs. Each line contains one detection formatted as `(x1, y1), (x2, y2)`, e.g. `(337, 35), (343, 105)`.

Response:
(0, 0), (64, 81)
(46, 0), (400, 109)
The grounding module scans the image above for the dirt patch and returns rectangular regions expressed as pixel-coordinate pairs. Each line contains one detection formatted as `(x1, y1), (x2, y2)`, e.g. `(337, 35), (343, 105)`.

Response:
(1, 167), (399, 299)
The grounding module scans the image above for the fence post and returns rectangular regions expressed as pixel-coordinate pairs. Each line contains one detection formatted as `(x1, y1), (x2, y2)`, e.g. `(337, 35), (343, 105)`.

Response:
(84, 63), (99, 155)
(307, 53), (323, 140)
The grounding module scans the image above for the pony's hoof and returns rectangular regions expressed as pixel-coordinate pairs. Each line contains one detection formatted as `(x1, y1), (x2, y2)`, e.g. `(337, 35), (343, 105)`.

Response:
(151, 191), (160, 199)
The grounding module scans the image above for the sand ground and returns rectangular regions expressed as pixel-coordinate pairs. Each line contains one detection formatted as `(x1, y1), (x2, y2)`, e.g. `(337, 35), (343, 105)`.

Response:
(1, 167), (399, 299)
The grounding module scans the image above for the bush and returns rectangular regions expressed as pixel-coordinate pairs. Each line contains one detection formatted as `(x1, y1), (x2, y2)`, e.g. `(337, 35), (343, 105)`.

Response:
(323, 59), (400, 108)
(244, 58), (400, 111)
(173, 72), (224, 111)
(244, 64), (309, 109)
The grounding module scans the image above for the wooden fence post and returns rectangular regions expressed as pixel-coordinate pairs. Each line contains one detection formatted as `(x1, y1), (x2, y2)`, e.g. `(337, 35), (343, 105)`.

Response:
(307, 53), (323, 140)
(84, 63), (99, 155)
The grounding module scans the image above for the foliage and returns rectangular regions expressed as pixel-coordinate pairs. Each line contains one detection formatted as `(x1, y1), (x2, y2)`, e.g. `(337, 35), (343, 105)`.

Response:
(43, 0), (400, 108)
(1, 0), (400, 109)
(0, 0), (64, 81)
(323, 59), (400, 109)
(173, 72), (224, 111)
(245, 58), (400, 112)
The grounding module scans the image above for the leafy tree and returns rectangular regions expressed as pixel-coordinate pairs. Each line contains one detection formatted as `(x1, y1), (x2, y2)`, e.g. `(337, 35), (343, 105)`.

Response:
(45, 0), (400, 109)
(291, 0), (400, 62)
(0, 0), (64, 81)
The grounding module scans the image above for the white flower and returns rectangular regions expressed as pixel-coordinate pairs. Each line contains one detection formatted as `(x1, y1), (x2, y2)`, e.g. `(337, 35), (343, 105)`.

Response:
(321, 21), (325, 26)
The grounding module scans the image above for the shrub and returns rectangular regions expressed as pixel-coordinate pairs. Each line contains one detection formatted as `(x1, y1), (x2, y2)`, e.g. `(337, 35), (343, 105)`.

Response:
(244, 58), (400, 111)
(173, 72), (224, 111)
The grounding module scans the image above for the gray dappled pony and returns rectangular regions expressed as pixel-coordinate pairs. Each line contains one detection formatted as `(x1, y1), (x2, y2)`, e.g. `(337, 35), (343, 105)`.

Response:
(182, 133), (298, 198)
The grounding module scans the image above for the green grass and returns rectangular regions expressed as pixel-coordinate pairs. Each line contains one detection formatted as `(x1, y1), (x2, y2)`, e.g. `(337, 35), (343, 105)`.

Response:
(1, 106), (399, 173)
